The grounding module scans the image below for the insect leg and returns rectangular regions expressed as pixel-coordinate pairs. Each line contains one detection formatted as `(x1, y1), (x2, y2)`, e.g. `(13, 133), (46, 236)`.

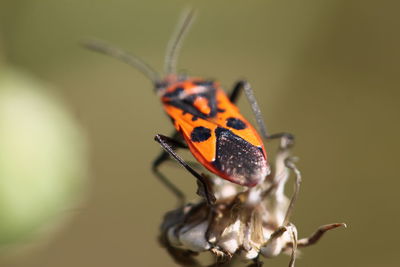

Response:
(154, 134), (216, 206)
(152, 131), (188, 206)
(153, 131), (203, 171)
(229, 80), (294, 144)
(228, 81), (244, 103)
(153, 131), (187, 168)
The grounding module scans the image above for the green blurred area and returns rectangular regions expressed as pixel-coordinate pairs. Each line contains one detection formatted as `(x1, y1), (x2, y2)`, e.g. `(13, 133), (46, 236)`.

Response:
(0, 0), (399, 266)
(0, 67), (88, 248)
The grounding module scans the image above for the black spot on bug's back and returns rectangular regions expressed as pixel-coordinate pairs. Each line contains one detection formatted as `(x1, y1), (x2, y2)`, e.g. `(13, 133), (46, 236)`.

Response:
(191, 126), (211, 142)
(191, 116), (198, 121)
(226, 117), (247, 130)
(213, 127), (268, 186)
(217, 108), (225, 113)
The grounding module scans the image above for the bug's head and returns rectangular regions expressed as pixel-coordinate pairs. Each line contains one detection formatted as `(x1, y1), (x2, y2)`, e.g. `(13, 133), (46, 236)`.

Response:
(154, 74), (181, 93)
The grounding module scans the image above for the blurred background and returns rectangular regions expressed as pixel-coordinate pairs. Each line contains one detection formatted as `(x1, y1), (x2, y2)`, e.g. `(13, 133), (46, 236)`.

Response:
(0, 0), (399, 266)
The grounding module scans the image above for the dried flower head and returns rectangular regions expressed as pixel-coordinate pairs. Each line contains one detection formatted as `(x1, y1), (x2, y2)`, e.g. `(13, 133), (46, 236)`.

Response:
(159, 139), (345, 266)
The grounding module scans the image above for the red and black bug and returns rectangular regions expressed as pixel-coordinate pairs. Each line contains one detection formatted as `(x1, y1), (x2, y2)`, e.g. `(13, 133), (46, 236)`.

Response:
(83, 10), (293, 205)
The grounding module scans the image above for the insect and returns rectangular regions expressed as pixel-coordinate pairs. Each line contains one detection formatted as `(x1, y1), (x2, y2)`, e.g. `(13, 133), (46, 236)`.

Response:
(83, 10), (293, 206)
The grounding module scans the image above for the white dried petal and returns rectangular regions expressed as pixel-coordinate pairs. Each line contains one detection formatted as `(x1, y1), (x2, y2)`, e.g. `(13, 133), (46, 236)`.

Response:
(261, 230), (291, 258)
(212, 178), (239, 199)
(247, 187), (262, 204)
(240, 247), (259, 260)
(208, 235), (217, 243)
(262, 228), (274, 241)
(218, 219), (242, 254)
(217, 183), (238, 199)
(178, 221), (211, 252)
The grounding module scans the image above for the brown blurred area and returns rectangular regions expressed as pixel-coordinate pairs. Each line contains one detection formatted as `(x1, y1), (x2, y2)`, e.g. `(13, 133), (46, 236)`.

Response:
(0, 0), (399, 266)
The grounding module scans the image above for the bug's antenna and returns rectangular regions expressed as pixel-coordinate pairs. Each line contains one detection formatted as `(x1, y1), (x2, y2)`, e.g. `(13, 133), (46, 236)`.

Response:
(82, 39), (161, 84)
(164, 8), (196, 76)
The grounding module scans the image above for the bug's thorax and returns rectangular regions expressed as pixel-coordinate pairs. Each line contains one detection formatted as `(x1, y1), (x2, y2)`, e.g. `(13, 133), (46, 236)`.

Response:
(159, 77), (218, 119)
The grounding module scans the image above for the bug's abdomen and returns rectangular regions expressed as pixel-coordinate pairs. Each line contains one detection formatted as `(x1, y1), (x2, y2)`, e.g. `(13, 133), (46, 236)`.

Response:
(179, 123), (269, 187)
(211, 127), (269, 186)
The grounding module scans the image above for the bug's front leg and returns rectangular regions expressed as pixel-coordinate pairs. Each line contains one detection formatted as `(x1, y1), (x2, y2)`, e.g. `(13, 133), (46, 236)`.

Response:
(152, 131), (188, 206)
(154, 134), (216, 206)
(153, 130), (186, 167)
